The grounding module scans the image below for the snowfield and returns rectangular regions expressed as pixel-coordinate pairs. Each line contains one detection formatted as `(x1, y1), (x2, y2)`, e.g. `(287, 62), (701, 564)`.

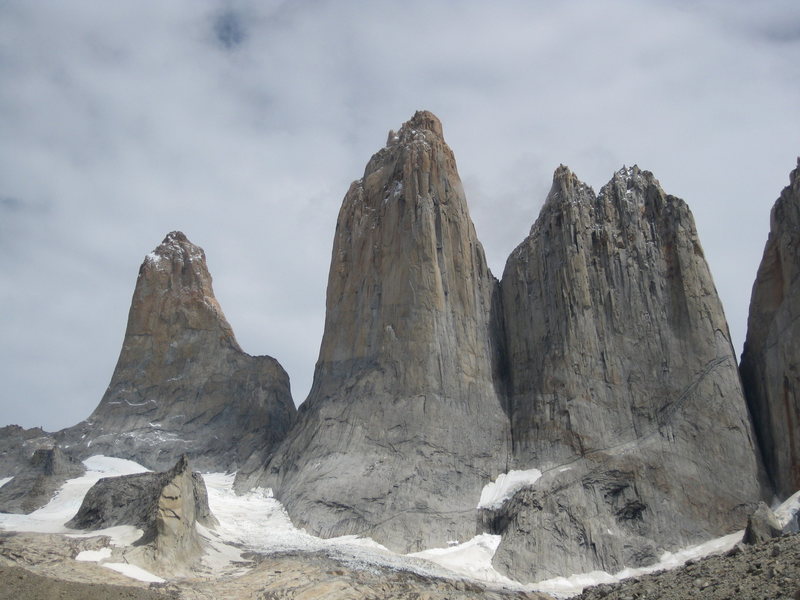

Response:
(2, 455), (799, 597)
(477, 468), (543, 509)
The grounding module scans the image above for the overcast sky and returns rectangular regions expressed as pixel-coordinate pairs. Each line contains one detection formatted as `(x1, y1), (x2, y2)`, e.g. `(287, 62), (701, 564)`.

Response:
(1, 1), (798, 431)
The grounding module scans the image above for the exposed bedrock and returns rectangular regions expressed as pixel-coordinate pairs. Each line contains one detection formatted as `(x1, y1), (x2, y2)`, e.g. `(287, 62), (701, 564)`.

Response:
(0, 446), (85, 514)
(58, 231), (296, 472)
(67, 454), (216, 575)
(237, 111), (511, 553)
(489, 165), (764, 581)
(0, 425), (56, 479)
(740, 158), (800, 499)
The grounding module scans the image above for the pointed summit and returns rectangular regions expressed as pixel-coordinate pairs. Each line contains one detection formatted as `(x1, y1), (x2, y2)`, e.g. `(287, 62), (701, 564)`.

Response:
(238, 112), (510, 552)
(129, 231), (239, 349)
(59, 232), (296, 471)
(741, 158), (800, 498)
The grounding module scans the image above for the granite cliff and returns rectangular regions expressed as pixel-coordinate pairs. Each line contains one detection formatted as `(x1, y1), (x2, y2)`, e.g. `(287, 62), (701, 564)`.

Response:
(741, 158), (800, 499)
(236, 111), (511, 552)
(486, 165), (764, 581)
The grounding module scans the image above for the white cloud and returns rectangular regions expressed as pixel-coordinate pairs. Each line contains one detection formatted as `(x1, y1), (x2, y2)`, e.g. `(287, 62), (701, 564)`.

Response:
(1, 0), (798, 429)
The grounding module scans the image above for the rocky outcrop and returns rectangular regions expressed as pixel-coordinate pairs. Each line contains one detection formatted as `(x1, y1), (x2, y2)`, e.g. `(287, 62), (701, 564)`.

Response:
(740, 159), (800, 499)
(488, 165), (763, 581)
(237, 111), (511, 552)
(0, 425), (54, 479)
(0, 446), (84, 514)
(67, 455), (216, 575)
(742, 502), (783, 545)
(58, 231), (296, 472)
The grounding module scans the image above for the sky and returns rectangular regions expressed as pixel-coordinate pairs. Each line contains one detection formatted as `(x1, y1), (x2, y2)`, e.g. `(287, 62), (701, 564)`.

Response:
(1, 1), (798, 431)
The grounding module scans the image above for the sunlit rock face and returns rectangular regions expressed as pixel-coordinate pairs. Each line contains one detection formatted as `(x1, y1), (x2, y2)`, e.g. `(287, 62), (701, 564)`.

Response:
(741, 158), (800, 499)
(490, 165), (764, 581)
(238, 111), (511, 553)
(59, 231), (296, 472)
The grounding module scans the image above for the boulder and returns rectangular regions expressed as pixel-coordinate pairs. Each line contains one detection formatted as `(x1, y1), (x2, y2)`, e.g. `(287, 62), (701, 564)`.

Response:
(742, 502), (783, 544)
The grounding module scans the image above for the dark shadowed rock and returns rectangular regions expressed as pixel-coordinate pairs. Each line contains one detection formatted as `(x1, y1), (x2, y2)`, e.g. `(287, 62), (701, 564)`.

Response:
(0, 446), (85, 514)
(740, 158), (800, 499)
(57, 231), (296, 472)
(742, 501), (782, 544)
(237, 111), (511, 552)
(489, 165), (764, 581)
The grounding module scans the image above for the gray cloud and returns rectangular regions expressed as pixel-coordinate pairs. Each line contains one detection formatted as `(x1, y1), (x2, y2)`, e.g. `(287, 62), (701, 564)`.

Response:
(1, 0), (798, 430)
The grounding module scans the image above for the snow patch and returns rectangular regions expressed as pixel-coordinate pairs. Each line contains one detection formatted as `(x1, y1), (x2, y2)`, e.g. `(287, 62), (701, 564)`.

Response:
(103, 562), (165, 583)
(201, 473), (386, 556)
(775, 489), (800, 532)
(0, 476), (12, 488)
(478, 468), (542, 509)
(76, 547), (112, 562)
(409, 534), (517, 585)
(199, 473), (529, 590)
(67, 525), (144, 547)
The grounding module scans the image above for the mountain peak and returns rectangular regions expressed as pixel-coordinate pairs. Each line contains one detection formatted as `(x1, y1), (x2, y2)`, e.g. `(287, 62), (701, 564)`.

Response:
(143, 230), (205, 273)
(386, 110), (445, 147)
(59, 231), (296, 472)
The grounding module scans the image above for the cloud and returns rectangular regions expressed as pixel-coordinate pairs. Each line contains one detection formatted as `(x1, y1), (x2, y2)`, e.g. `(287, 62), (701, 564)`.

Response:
(1, 0), (798, 429)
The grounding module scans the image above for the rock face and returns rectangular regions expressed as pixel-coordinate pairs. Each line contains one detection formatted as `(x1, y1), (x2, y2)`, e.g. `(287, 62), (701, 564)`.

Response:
(740, 159), (800, 499)
(59, 231), (296, 472)
(67, 455), (216, 574)
(237, 111), (511, 552)
(487, 165), (763, 581)
(0, 446), (84, 514)
(0, 425), (54, 478)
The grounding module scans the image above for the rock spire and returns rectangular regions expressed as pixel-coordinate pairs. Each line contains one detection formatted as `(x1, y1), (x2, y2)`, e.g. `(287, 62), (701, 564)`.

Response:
(740, 158), (800, 498)
(237, 111), (511, 552)
(489, 165), (764, 580)
(60, 231), (296, 471)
